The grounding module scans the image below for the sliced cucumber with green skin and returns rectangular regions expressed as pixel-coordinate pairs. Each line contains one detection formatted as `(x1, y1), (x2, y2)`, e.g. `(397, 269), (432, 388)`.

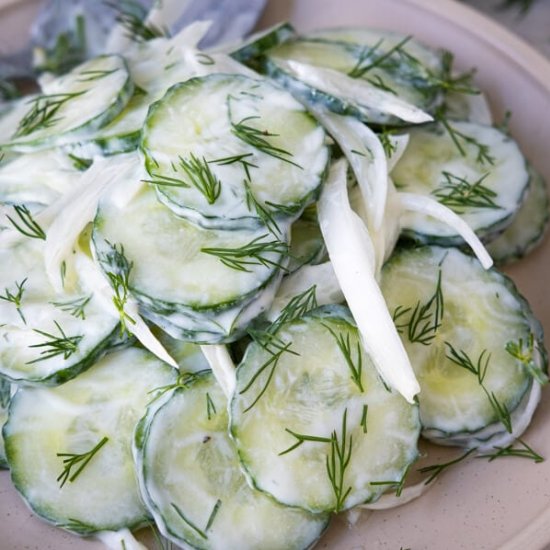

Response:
(264, 34), (442, 126)
(230, 305), (420, 513)
(230, 22), (297, 64)
(142, 273), (281, 345)
(487, 165), (549, 264)
(0, 377), (11, 468)
(141, 73), (329, 230)
(0, 236), (121, 385)
(93, 185), (288, 342)
(1, 55), (133, 152)
(66, 90), (151, 159)
(380, 245), (545, 443)
(134, 370), (329, 550)
(0, 150), (82, 206)
(392, 121), (529, 245)
(304, 28), (443, 77)
(287, 209), (326, 273)
(4, 347), (178, 535)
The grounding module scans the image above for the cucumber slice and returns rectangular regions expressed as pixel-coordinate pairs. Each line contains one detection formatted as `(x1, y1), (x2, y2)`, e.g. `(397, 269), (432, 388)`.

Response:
(487, 165), (549, 264)
(141, 73), (328, 230)
(0, 377), (11, 468)
(287, 207), (326, 273)
(305, 28), (443, 77)
(230, 305), (420, 513)
(0, 150), (81, 206)
(4, 347), (178, 535)
(265, 33), (442, 126)
(0, 235), (120, 385)
(93, 185), (288, 342)
(1, 55), (133, 152)
(380, 245), (545, 443)
(134, 370), (329, 550)
(392, 121), (529, 245)
(67, 90), (151, 159)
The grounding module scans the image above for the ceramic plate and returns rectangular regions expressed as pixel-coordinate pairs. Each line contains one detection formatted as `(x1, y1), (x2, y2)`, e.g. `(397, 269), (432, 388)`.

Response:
(1, 0), (550, 548)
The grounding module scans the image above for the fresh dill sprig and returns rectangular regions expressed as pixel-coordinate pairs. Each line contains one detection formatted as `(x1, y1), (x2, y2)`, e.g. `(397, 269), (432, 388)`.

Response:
(366, 74), (397, 94)
(428, 51), (479, 95)
(33, 14), (87, 75)
(206, 392), (217, 420)
(393, 269), (444, 346)
(506, 334), (548, 384)
(210, 152), (258, 181)
(445, 342), (513, 433)
(479, 439), (544, 463)
(279, 428), (331, 456)
(323, 323), (364, 392)
(244, 180), (281, 236)
(105, 0), (166, 42)
(432, 171), (500, 213)
(28, 320), (83, 364)
(436, 113), (495, 165)
(77, 68), (118, 82)
(15, 91), (86, 138)
(100, 242), (136, 336)
(61, 518), (96, 532)
(417, 447), (478, 485)
(205, 499), (222, 533)
(68, 153), (93, 171)
(0, 278), (27, 324)
(148, 372), (199, 401)
(171, 502), (207, 540)
(326, 408), (353, 512)
(370, 463), (411, 497)
(229, 108), (301, 168)
(377, 127), (399, 158)
(239, 339), (295, 413)
(143, 172), (191, 188)
(179, 154), (222, 205)
(51, 294), (92, 321)
(6, 205), (46, 240)
(348, 36), (412, 79)
(360, 404), (368, 433)
(56, 436), (109, 487)
(201, 234), (288, 273)
(270, 286), (318, 334)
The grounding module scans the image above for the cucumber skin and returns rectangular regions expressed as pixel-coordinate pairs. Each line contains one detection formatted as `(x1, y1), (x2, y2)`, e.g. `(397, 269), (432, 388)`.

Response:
(0, 324), (124, 387)
(3, 55), (134, 153)
(381, 244), (546, 442)
(230, 23), (297, 65)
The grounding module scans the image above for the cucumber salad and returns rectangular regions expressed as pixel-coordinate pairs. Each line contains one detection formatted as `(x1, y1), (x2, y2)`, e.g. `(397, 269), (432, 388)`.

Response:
(0, 5), (548, 550)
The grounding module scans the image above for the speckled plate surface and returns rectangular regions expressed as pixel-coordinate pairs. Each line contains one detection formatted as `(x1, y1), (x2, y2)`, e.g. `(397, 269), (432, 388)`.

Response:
(1, 0), (550, 549)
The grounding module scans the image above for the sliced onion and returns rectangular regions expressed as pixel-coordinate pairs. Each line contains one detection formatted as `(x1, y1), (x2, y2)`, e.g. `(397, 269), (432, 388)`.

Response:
(284, 60), (433, 125)
(200, 344), (237, 399)
(398, 192), (493, 269)
(318, 159), (420, 403)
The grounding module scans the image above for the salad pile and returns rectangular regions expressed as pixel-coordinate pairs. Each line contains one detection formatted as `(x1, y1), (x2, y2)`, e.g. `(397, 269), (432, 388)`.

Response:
(0, 4), (548, 550)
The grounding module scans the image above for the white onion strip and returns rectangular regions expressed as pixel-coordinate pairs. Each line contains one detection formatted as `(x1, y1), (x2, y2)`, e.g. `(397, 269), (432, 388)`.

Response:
(285, 60), (433, 124)
(44, 154), (141, 292)
(312, 109), (387, 231)
(318, 159), (420, 403)
(200, 344), (237, 399)
(398, 192), (493, 269)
